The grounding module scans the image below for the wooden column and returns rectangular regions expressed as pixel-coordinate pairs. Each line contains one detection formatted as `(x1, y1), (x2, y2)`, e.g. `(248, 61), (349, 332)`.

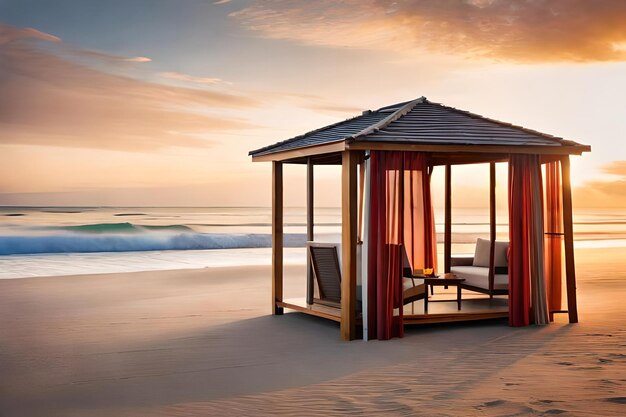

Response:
(444, 165), (452, 273)
(306, 158), (314, 305)
(272, 161), (284, 315)
(561, 156), (579, 323)
(341, 151), (358, 341)
(488, 162), (496, 297)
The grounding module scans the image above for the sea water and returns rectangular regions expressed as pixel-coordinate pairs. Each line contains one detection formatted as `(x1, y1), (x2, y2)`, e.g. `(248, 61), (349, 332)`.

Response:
(0, 206), (624, 278)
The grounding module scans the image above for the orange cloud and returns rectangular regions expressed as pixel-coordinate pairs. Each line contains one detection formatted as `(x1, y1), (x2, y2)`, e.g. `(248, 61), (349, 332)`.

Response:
(601, 161), (626, 177)
(231, 0), (626, 62)
(271, 91), (363, 115)
(159, 71), (229, 85)
(125, 56), (151, 63)
(0, 24), (257, 151)
(574, 161), (626, 208)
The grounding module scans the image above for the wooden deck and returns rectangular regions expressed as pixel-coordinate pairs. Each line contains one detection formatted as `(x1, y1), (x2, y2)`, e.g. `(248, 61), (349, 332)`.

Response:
(277, 299), (343, 322)
(403, 290), (509, 324)
(279, 289), (508, 327)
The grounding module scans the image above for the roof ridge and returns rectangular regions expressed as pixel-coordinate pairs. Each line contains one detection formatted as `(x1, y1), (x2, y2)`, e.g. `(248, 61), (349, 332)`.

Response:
(349, 96), (426, 141)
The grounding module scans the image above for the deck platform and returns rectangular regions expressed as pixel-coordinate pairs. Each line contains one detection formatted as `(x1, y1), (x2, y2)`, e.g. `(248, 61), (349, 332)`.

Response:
(404, 291), (509, 324)
(279, 289), (509, 327)
(277, 299), (342, 322)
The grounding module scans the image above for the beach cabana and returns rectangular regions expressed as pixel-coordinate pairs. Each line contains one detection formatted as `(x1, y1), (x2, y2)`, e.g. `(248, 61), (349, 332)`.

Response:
(249, 97), (590, 341)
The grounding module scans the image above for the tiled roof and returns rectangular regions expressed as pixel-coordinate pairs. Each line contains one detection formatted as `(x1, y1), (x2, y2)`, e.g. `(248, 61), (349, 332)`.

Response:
(249, 97), (585, 157)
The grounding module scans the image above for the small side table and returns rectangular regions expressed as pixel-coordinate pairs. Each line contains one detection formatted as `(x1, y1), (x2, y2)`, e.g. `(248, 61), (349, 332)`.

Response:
(422, 277), (466, 313)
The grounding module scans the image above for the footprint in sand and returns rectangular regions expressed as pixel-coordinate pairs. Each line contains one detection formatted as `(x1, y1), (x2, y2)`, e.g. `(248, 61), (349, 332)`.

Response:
(482, 400), (505, 407)
(605, 397), (626, 404)
(596, 378), (620, 385)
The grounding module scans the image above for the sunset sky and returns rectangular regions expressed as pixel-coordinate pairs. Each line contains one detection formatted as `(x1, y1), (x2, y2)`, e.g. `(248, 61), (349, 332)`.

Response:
(1, 0), (625, 208)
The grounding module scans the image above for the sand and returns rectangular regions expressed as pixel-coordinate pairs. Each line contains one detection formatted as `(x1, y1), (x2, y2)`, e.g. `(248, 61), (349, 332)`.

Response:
(1, 247), (625, 417)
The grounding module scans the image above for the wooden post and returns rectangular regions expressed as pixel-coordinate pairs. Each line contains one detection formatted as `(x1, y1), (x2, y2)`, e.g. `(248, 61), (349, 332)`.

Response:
(272, 161), (284, 315)
(306, 158), (314, 305)
(444, 165), (452, 273)
(561, 156), (579, 323)
(488, 162), (496, 297)
(341, 151), (358, 341)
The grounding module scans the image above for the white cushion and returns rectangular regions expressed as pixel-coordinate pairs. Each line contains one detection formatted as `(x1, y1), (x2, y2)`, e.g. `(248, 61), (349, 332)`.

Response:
(450, 266), (508, 290)
(473, 238), (509, 267)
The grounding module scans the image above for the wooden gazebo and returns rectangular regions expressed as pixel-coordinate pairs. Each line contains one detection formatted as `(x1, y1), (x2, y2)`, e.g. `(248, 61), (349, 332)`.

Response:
(249, 97), (590, 341)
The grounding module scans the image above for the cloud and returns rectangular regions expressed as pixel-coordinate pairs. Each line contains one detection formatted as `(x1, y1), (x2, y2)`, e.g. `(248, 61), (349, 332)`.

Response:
(306, 103), (364, 115)
(159, 71), (229, 85)
(601, 161), (626, 177)
(231, 0), (626, 62)
(0, 23), (151, 64)
(213, 0), (232, 4)
(125, 56), (151, 63)
(0, 23), (258, 151)
(64, 46), (153, 65)
(72, 48), (153, 64)
(574, 161), (626, 208)
(0, 25), (61, 44)
(266, 91), (363, 115)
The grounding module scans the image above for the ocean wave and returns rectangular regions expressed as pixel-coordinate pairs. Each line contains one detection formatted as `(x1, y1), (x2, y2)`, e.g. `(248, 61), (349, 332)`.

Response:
(49, 222), (193, 233)
(0, 232), (307, 255)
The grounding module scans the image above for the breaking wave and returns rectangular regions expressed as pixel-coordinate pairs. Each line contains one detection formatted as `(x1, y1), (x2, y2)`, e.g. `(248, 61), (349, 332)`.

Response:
(51, 222), (192, 233)
(0, 222), (307, 255)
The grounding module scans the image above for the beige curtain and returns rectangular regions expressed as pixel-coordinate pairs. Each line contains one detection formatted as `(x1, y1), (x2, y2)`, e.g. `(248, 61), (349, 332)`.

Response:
(530, 160), (549, 325)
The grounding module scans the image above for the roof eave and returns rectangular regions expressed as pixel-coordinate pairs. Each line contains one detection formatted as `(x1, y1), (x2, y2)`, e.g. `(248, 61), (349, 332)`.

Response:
(346, 141), (591, 156)
(251, 140), (347, 162)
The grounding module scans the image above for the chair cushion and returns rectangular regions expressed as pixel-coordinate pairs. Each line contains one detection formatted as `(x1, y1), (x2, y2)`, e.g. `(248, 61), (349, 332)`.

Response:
(473, 238), (509, 268)
(450, 266), (508, 290)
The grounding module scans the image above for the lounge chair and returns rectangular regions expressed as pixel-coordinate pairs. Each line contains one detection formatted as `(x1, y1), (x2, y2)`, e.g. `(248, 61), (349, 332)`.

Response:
(451, 238), (509, 297)
(308, 242), (426, 307)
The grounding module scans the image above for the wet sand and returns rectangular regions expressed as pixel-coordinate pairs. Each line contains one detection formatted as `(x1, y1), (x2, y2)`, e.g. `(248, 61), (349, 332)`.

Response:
(0, 247), (625, 416)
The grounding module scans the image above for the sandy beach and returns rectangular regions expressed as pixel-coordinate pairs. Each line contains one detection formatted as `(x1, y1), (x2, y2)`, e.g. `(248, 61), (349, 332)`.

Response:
(1, 247), (625, 417)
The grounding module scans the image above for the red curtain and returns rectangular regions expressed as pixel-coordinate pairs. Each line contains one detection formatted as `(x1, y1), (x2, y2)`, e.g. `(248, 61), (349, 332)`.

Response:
(508, 155), (534, 326)
(368, 151), (436, 340)
(544, 161), (563, 314)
